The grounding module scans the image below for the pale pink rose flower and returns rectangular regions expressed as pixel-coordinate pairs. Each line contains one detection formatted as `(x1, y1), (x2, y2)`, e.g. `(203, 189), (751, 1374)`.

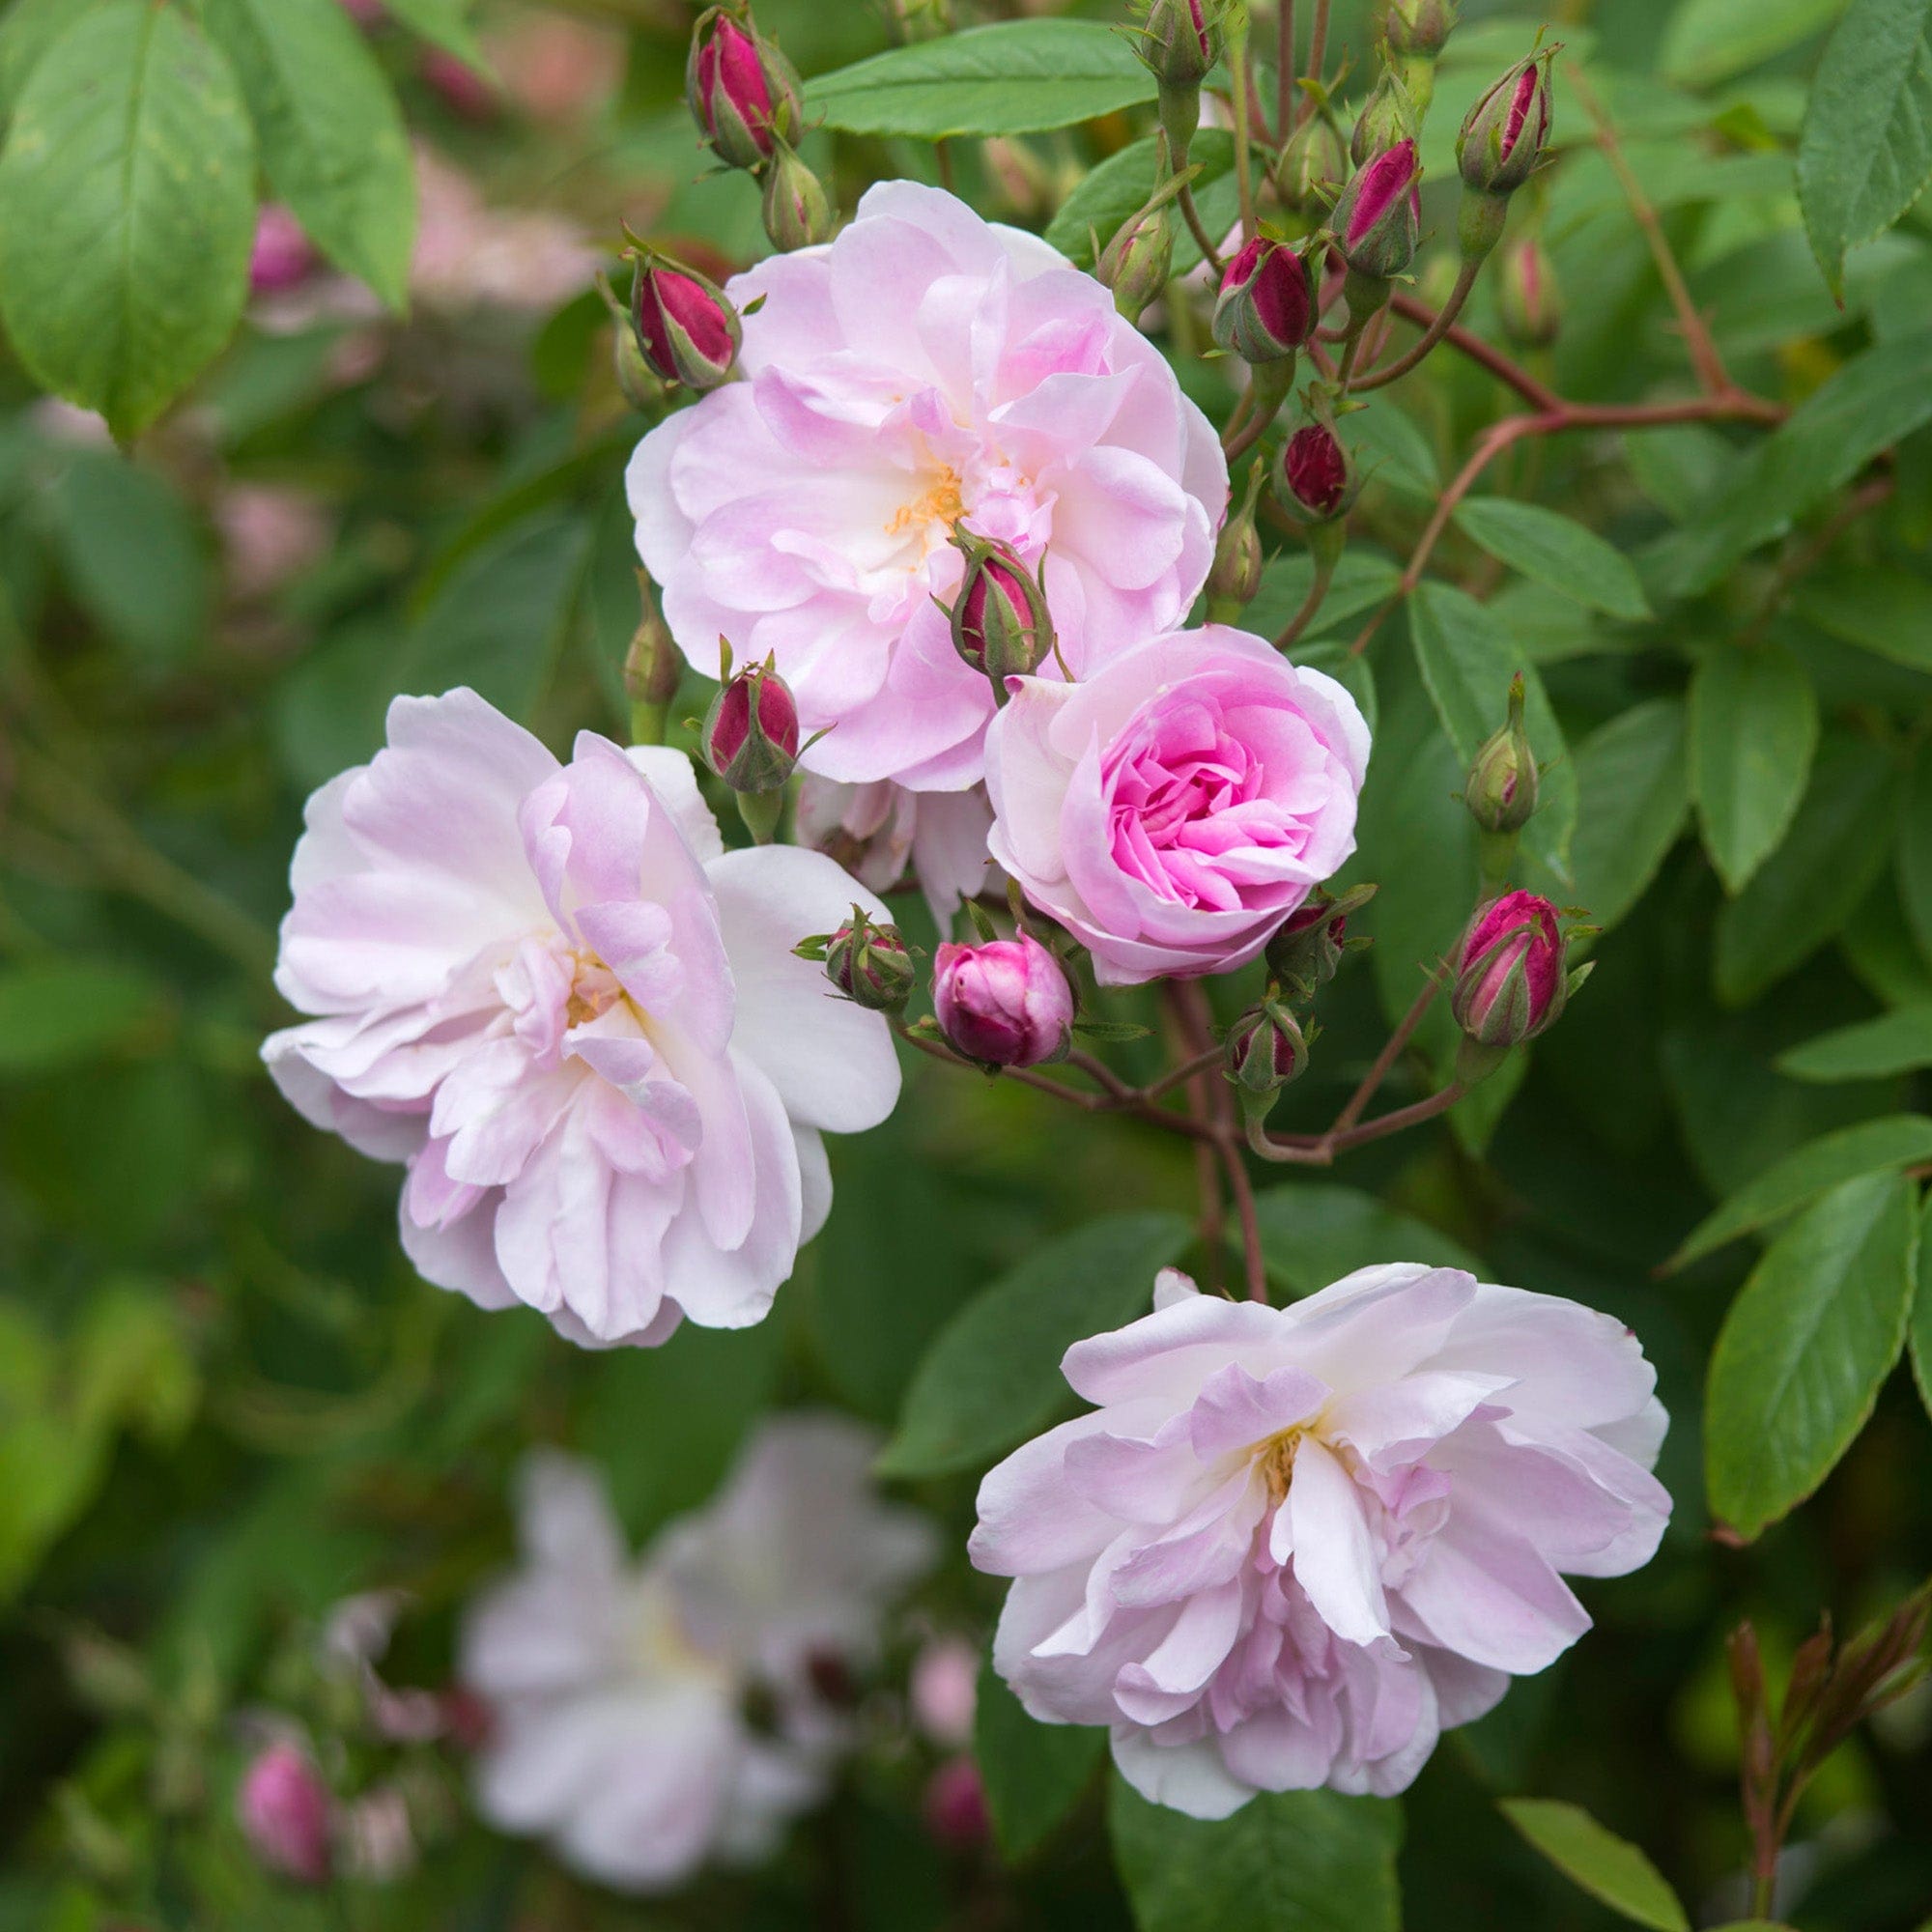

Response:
(971, 1264), (1669, 1819)
(627, 181), (1227, 793)
(263, 689), (899, 1349)
(238, 1740), (334, 1885)
(983, 625), (1371, 985)
(794, 776), (997, 930)
(462, 1421), (933, 1890)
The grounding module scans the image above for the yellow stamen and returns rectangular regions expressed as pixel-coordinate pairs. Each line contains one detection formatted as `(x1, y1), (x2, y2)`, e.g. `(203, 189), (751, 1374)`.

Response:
(886, 464), (964, 540)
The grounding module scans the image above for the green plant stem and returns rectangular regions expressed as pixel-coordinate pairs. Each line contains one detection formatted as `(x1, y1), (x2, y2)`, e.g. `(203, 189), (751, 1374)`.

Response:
(1179, 181), (1227, 275)
(1273, 551), (1336, 651)
(1276, 0), (1296, 138)
(1230, 15), (1258, 247)
(1353, 257), (1484, 393)
(1299, 0), (1330, 127)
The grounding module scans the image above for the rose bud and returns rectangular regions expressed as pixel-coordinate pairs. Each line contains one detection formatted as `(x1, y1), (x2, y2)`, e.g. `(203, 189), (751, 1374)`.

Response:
(1450, 890), (1589, 1060)
(631, 252), (741, 391)
(1382, 0), (1459, 57)
(923, 1757), (992, 1851)
(238, 1742), (333, 1887)
(624, 572), (681, 741)
(686, 6), (802, 173)
(1273, 420), (1356, 525)
(933, 934), (1074, 1069)
(1350, 65), (1419, 168)
(761, 137), (835, 252)
(822, 910), (917, 1014)
(1274, 113), (1349, 223)
(1211, 236), (1318, 364)
(949, 531), (1055, 689)
(1498, 235), (1562, 349)
(1206, 463), (1266, 615)
(1132, 0), (1224, 91)
(1097, 194), (1176, 323)
(702, 654), (800, 794)
(1464, 673), (1539, 838)
(1458, 52), (1553, 199)
(1224, 1000), (1309, 1116)
(1264, 881), (1376, 999)
(1331, 139), (1423, 279)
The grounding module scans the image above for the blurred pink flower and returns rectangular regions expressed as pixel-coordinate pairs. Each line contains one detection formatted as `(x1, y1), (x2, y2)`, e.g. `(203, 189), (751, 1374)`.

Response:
(410, 145), (599, 313)
(238, 1741), (333, 1885)
(216, 485), (331, 603)
(262, 690), (899, 1348)
(420, 48), (498, 121)
(984, 626), (1370, 985)
(628, 181), (1226, 791)
(487, 14), (623, 124)
(923, 1756), (991, 1848)
(250, 206), (318, 295)
(971, 1264), (1669, 1818)
(910, 1637), (980, 1748)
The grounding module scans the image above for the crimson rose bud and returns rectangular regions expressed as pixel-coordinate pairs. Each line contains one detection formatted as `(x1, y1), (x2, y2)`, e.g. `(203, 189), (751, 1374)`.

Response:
(823, 910), (916, 1014)
(1450, 890), (1574, 1049)
(631, 254), (740, 391)
(1264, 882), (1375, 999)
(687, 7), (802, 172)
(702, 656), (799, 793)
(923, 1757), (992, 1850)
(1133, 0), (1224, 90)
(1332, 140), (1423, 278)
(238, 1742), (333, 1887)
(1212, 237), (1317, 363)
(933, 934), (1074, 1068)
(1458, 53), (1552, 197)
(1498, 236), (1562, 348)
(1225, 1000), (1309, 1115)
(950, 533), (1055, 688)
(1274, 421), (1354, 523)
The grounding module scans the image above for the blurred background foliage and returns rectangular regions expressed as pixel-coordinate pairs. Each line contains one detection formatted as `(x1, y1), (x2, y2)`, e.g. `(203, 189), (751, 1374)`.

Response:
(0, 0), (1928, 1926)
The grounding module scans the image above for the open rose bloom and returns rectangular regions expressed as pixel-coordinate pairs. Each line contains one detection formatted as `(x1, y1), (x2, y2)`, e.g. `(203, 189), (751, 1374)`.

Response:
(627, 182), (1226, 791)
(972, 1265), (1669, 1817)
(263, 689), (898, 1348)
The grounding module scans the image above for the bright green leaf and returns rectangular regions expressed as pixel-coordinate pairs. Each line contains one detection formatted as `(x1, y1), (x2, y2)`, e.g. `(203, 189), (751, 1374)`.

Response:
(1900, 739), (1932, 960)
(1453, 498), (1652, 620)
(0, 961), (162, 1075)
(1714, 734), (1896, 1004)
(1910, 1191), (1932, 1422)
(974, 1661), (1104, 1864)
(1798, 0), (1932, 297)
(1690, 643), (1818, 895)
(1796, 568), (1932, 671)
(805, 21), (1158, 139)
(1253, 1183), (1481, 1296)
(1706, 1170), (1917, 1539)
(200, 0), (416, 310)
(1662, 0), (1843, 89)
(1109, 1775), (1403, 1932)
(0, 2), (256, 440)
(1776, 1007), (1932, 1079)
(0, 0), (113, 118)
(1499, 1798), (1690, 1932)
(877, 1212), (1191, 1478)
(1047, 129), (1237, 271)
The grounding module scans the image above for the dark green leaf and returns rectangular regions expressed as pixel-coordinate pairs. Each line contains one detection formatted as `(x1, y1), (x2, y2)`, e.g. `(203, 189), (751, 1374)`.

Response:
(1108, 1774), (1403, 1932)
(877, 1212), (1191, 1478)
(0, 2), (256, 440)
(1776, 1007), (1932, 1079)
(1910, 1191), (1932, 1423)
(0, 961), (162, 1074)
(1796, 568), (1932, 671)
(1499, 1799), (1690, 1932)
(1453, 498), (1651, 620)
(805, 21), (1158, 140)
(1900, 738), (1932, 960)
(1690, 643), (1818, 895)
(1046, 130), (1237, 272)
(199, 0), (415, 309)
(1247, 548), (1401, 648)
(1351, 403), (1440, 506)
(1798, 0), (1932, 297)
(1253, 1183), (1481, 1296)
(1705, 1171), (1917, 1539)
(974, 1662), (1104, 1864)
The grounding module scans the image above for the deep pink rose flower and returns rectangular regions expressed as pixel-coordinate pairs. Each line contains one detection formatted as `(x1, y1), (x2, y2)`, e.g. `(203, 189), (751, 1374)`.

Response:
(628, 183), (1227, 791)
(983, 626), (1371, 985)
(263, 690), (899, 1348)
(971, 1264), (1670, 1817)
(933, 934), (1075, 1068)
(239, 1742), (333, 1885)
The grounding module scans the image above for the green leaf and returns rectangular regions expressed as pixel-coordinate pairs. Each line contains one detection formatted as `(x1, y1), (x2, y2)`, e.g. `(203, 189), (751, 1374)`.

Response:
(0, 0), (114, 118)
(1690, 643), (1819, 895)
(1407, 580), (1577, 879)
(973, 1662), (1105, 1864)
(1776, 1007), (1932, 1079)
(198, 0), (415, 309)
(1798, 0), (1932, 298)
(805, 20), (1158, 139)
(1796, 568), (1932, 671)
(1900, 738), (1932, 961)
(1714, 735), (1896, 1005)
(1910, 1191), (1932, 1422)
(1670, 1114), (1932, 1267)
(1452, 498), (1652, 620)
(1499, 1799), (1689, 1932)
(0, 961), (162, 1074)
(877, 1212), (1191, 1478)
(381, 0), (489, 71)
(1653, 329), (1932, 595)
(1662, 0), (1843, 88)
(1248, 548), (1402, 646)
(1705, 1171), (1918, 1539)
(1350, 403), (1440, 506)
(1047, 129), (1237, 272)
(1253, 1183), (1481, 1296)
(1109, 1775), (1402, 1932)
(1529, 697), (1689, 931)
(0, 2), (256, 440)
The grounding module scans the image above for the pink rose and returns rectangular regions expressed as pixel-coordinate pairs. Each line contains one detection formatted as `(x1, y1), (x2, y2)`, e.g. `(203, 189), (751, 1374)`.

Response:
(627, 182), (1227, 792)
(983, 626), (1371, 985)
(970, 1264), (1669, 1818)
(933, 934), (1075, 1068)
(263, 690), (900, 1348)
(238, 1741), (334, 1885)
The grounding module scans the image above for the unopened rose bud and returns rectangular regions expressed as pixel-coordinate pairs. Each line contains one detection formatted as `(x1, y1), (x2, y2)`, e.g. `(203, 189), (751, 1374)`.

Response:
(1350, 65), (1419, 168)
(1098, 195), (1176, 323)
(1332, 140), (1423, 279)
(933, 934), (1074, 1069)
(1458, 52), (1552, 199)
(949, 531), (1055, 688)
(687, 6), (803, 172)
(924, 1757), (992, 1850)
(1212, 237), (1317, 364)
(1273, 420), (1356, 524)
(702, 655), (799, 793)
(630, 252), (740, 391)
(1274, 113), (1350, 224)
(1225, 1000), (1309, 1116)
(625, 573), (682, 743)
(238, 1742), (333, 1887)
(1207, 463), (1266, 614)
(1133, 0), (1225, 91)
(1498, 236), (1562, 348)
(1264, 882), (1376, 999)
(1382, 0), (1459, 56)
(1464, 674), (1539, 838)
(820, 910), (916, 1014)
(762, 138), (835, 251)
(1450, 890), (1587, 1062)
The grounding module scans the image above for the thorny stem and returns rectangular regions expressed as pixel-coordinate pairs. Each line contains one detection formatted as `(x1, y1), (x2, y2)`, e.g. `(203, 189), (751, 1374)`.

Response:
(1167, 984), (1228, 1291)
(1222, 383), (1277, 466)
(1353, 258), (1485, 394)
